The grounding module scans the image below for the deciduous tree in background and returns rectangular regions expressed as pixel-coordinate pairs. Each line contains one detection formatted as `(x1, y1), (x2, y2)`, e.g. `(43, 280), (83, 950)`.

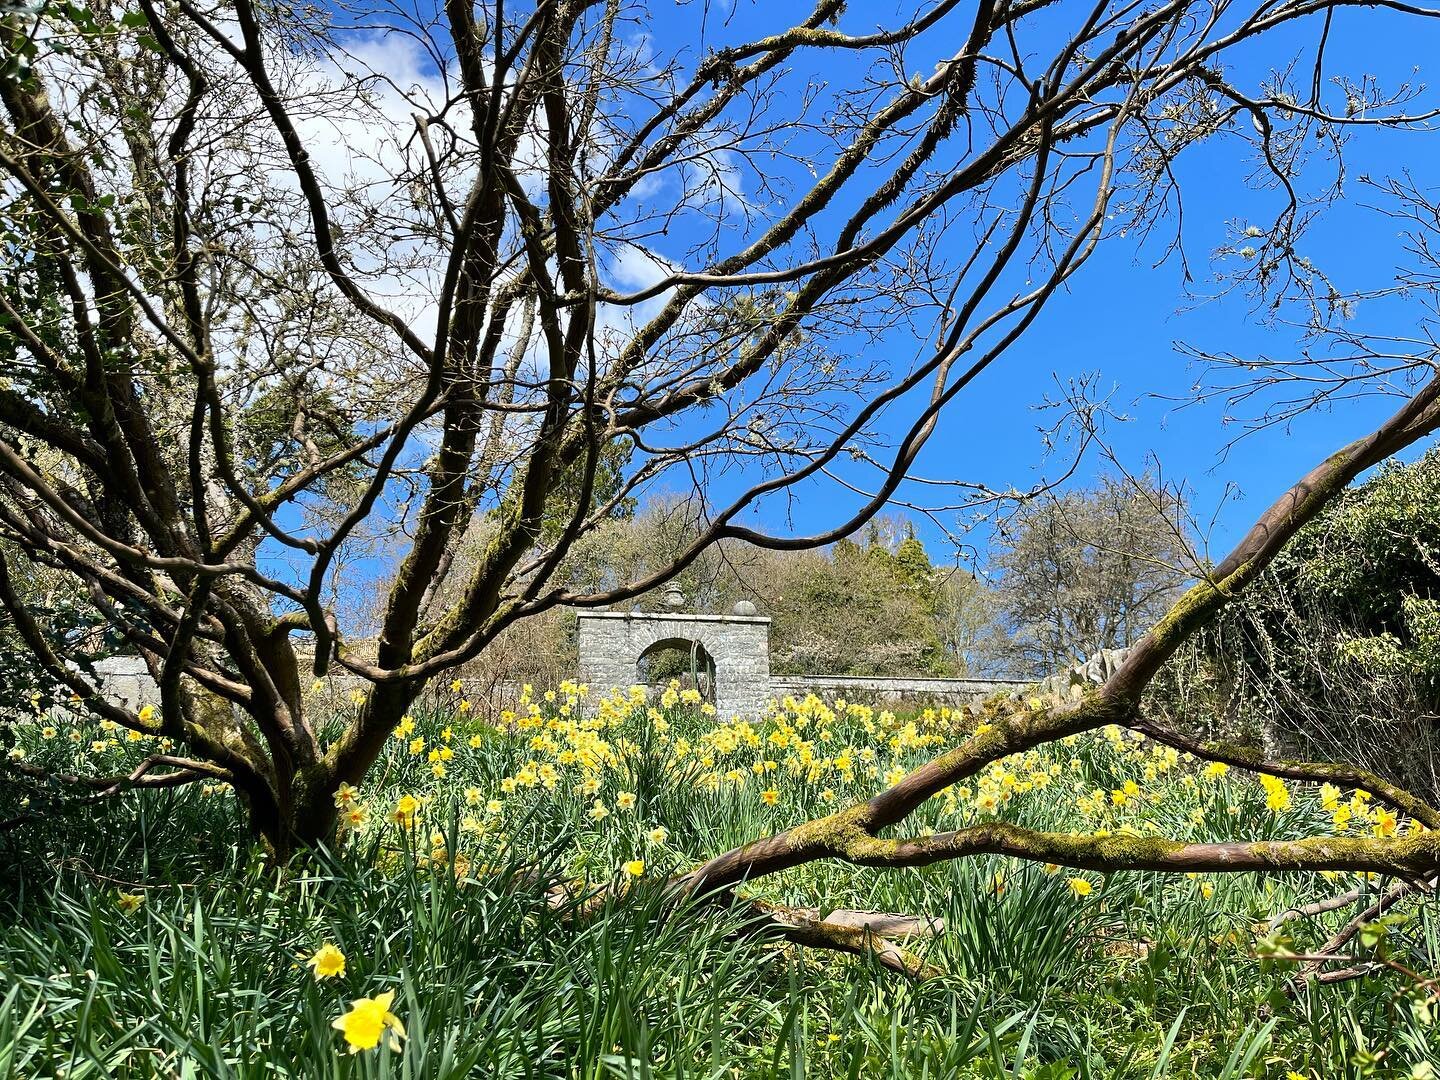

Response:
(987, 476), (1195, 677)
(420, 503), (989, 690)
(2, 0), (1439, 874)
(763, 522), (985, 677)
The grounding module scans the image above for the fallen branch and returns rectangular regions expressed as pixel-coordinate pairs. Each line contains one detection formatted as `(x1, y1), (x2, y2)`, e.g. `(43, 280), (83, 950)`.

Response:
(1283, 950), (1439, 993)
(758, 904), (945, 939)
(1129, 718), (1440, 829)
(1268, 886), (1369, 932)
(745, 898), (943, 980)
(1296, 875), (1432, 983)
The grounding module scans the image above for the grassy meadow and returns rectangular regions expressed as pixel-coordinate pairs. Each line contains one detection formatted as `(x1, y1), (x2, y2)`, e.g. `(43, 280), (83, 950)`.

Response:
(2, 682), (1437, 1078)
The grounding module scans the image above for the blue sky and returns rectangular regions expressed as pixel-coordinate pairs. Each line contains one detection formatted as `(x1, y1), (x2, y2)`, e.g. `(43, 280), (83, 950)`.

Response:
(619, 0), (1440, 571)
(289, 0), (1440, 611)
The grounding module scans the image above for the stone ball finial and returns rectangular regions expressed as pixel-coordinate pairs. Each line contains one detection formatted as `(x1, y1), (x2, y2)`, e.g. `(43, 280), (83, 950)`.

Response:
(663, 588), (686, 610)
(732, 599), (758, 617)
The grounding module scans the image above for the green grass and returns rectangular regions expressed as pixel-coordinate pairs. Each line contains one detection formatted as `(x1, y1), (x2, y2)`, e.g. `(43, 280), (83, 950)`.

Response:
(2, 686), (1437, 1077)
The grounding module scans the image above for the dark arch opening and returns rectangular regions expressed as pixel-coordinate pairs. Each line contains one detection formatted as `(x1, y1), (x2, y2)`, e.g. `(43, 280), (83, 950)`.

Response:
(637, 637), (716, 701)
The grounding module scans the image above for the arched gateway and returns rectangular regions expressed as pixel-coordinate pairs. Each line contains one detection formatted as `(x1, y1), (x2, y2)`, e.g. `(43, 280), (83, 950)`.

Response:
(575, 609), (772, 720)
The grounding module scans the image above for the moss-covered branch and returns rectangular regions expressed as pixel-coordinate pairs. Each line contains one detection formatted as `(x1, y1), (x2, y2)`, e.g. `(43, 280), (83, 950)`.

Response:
(684, 377), (1440, 896)
(742, 898), (942, 980)
(1129, 717), (1440, 830)
(825, 821), (1440, 877)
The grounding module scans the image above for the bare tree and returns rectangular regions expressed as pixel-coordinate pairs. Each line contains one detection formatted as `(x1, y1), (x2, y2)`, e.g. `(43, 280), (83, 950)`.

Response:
(987, 475), (1196, 677)
(1, 0), (1438, 859)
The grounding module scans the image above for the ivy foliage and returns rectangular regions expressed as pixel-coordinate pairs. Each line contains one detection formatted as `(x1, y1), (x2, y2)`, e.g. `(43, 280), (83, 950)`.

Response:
(1227, 447), (1440, 685)
(1196, 449), (1440, 787)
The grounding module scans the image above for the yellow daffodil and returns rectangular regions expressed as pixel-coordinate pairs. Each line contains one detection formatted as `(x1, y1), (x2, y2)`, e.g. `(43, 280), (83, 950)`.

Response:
(1259, 774), (1291, 812)
(340, 805), (368, 830)
(391, 794), (420, 827)
(1374, 807), (1399, 837)
(332, 990), (406, 1053)
(306, 943), (346, 980)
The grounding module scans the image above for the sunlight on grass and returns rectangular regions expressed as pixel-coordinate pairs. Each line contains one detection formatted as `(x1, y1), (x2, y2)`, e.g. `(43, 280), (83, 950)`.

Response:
(2, 685), (1437, 1077)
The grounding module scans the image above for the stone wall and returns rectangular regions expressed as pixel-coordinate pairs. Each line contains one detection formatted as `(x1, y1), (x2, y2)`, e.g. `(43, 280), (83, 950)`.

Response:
(770, 673), (1027, 704)
(90, 655), (160, 711)
(576, 611), (773, 720)
(85, 615), (1031, 720)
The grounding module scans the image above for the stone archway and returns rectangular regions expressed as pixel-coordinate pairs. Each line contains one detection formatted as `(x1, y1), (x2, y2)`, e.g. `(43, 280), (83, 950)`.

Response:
(575, 609), (772, 720)
(636, 636), (718, 700)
